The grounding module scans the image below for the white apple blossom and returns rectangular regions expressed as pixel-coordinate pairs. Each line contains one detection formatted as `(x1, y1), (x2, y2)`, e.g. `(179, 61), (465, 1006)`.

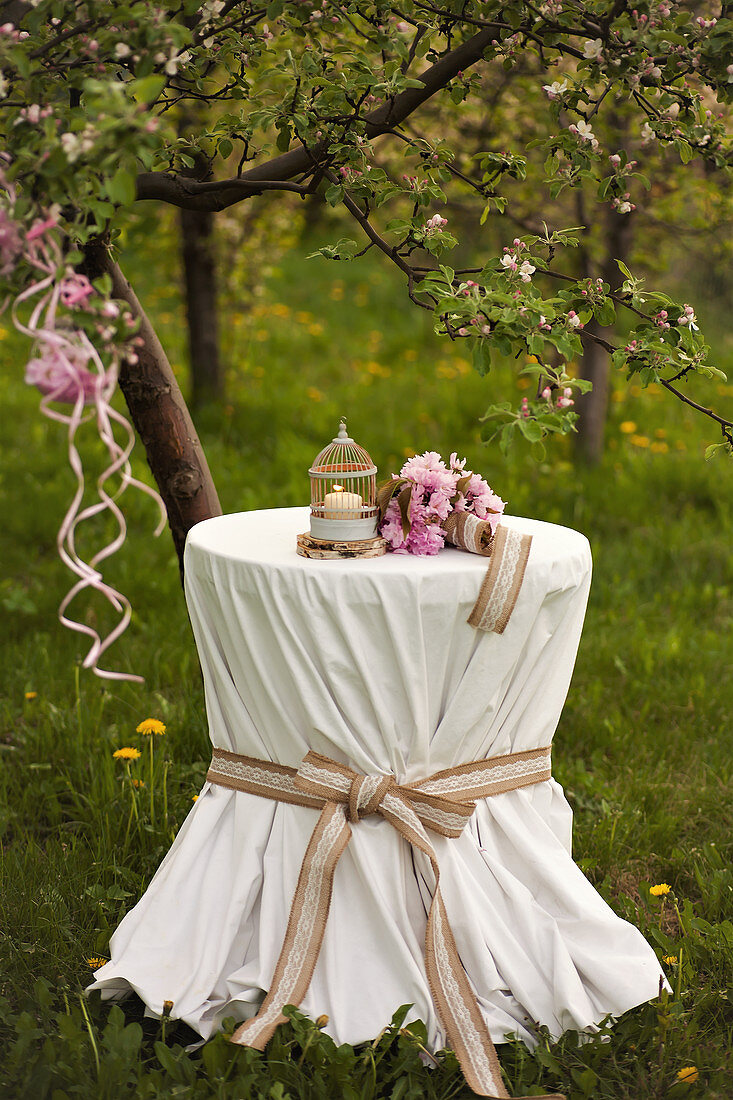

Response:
(542, 79), (568, 100)
(0, 70), (7, 98)
(570, 119), (598, 148)
(641, 121), (656, 143)
(164, 49), (191, 76)
(583, 39), (603, 60)
(60, 132), (82, 162)
(114, 42), (131, 59)
(616, 201), (633, 214)
(519, 260), (536, 283)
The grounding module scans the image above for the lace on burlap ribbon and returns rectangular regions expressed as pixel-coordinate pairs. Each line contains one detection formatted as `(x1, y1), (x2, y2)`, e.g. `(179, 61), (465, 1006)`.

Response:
(206, 746), (564, 1100)
(467, 524), (533, 634)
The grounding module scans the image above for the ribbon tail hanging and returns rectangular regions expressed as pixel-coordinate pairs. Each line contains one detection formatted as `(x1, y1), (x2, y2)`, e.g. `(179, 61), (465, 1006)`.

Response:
(230, 801), (351, 1049)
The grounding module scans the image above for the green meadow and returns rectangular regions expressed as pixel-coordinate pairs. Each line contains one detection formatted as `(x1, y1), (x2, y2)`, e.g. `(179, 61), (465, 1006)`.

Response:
(1, 234), (731, 1098)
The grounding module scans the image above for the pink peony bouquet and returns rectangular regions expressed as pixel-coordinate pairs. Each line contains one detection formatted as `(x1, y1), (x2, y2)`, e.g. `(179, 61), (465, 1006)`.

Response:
(377, 451), (505, 556)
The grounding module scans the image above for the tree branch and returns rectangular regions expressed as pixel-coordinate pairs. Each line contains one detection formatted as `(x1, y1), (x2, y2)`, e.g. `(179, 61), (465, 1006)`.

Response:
(136, 27), (499, 211)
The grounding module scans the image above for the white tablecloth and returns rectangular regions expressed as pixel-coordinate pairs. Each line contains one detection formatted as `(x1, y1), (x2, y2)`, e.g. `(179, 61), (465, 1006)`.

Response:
(89, 508), (664, 1049)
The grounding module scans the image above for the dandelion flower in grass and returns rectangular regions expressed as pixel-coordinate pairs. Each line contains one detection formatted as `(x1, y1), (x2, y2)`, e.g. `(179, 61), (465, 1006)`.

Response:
(619, 421), (637, 434)
(24, 691), (38, 700)
(650, 883), (671, 897)
(663, 955), (678, 965)
(131, 778), (145, 788)
(87, 957), (108, 970)
(136, 718), (166, 736)
(113, 746), (142, 761)
(676, 1066), (699, 1084)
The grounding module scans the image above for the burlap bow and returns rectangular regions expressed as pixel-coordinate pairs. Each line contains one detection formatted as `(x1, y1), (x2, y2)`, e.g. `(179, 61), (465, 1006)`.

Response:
(206, 746), (563, 1099)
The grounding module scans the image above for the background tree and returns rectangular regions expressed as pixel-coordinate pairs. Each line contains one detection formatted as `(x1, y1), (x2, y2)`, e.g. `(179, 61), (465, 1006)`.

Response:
(1, 0), (732, 672)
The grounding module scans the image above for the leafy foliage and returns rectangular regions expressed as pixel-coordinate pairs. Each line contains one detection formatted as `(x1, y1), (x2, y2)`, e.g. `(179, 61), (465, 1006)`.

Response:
(0, 0), (730, 450)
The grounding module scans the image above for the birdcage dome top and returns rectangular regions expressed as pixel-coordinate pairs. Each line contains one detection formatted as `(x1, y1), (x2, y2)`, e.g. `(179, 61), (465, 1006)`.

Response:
(309, 420), (377, 478)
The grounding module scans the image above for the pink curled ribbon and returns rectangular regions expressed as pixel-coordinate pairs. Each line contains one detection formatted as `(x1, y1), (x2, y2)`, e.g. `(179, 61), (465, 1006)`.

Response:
(11, 225), (166, 682)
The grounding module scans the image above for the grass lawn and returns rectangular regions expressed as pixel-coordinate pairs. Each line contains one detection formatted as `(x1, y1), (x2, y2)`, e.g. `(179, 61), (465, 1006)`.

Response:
(0, 235), (731, 1098)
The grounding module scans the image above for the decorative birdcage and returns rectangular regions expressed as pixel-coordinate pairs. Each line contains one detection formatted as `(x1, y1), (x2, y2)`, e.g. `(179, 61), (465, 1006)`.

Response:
(308, 419), (379, 542)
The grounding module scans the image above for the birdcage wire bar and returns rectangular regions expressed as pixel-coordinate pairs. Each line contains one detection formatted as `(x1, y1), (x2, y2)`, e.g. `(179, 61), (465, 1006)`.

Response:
(309, 421), (378, 541)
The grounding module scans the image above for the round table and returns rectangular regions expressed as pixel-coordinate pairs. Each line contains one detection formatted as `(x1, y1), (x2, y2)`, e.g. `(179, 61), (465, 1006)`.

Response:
(89, 508), (664, 1054)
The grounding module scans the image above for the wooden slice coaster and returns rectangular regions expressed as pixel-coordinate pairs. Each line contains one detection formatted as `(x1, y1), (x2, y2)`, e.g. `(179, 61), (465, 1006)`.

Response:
(296, 532), (388, 559)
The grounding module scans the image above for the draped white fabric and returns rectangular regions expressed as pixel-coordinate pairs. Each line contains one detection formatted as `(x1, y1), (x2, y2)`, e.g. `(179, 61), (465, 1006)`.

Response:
(88, 507), (664, 1049)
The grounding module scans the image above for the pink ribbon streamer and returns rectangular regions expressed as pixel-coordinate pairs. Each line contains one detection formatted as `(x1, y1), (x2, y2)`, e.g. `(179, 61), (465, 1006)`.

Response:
(11, 226), (166, 682)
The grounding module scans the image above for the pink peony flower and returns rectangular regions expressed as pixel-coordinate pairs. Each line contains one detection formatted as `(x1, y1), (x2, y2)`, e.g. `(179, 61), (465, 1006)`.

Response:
(379, 450), (506, 555)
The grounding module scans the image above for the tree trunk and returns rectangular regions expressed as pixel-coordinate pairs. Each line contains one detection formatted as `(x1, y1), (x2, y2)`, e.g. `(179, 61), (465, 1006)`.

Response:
(82, 241), (222, 577)
(180, 199), (222, 409)
(575, 205), (635, 464)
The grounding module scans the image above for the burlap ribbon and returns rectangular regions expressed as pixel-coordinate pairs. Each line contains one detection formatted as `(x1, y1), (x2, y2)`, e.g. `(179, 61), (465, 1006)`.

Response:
(467, 525), (533, 634)
(206, 745), (564, 1099)
(442, 511), (496, 556)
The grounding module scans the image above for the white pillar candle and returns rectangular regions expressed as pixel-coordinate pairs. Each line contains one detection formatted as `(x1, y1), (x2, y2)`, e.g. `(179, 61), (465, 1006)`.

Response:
(323, 484), (363, 520)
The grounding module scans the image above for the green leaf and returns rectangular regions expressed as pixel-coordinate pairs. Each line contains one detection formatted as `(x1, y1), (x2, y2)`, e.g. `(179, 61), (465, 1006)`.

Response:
(130, 75), (166, 103)
(324, 184), (343, 207)
(595, 299), (616, 327)
(106, 167), (137, 207)
(472, 339), (492, 376)
(518, 419), (543, 443)
(676, 139), (694, 164)
(218, 138), (233, 159)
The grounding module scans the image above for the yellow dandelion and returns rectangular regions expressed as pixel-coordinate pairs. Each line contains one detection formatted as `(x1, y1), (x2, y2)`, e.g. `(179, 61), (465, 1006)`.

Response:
(655, 428), (667, 438)
(630, 434), (650, 448)
(131, 778), (145, 789)
(650, 441), (669, 454)
(24, 691), (38, 700)
(620, 421), (637, 434)
(676, 1066), (699, 1084)
(308, 323), (324, 336)
(270, 302), (290, 317)
(87, 957), (108, 970)
(192, 794), (199, 802)
(650, 883), (671, 897)
(136, 718), (166, 736)
(663, 955), (678, 965)
(295, 310), (313, 324)
(306, 386), (324, 402)
(113, 747), (142, 761)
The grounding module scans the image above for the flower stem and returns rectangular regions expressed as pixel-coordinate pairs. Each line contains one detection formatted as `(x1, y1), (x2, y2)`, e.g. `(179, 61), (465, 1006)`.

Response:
(149, 736), (155, 827)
